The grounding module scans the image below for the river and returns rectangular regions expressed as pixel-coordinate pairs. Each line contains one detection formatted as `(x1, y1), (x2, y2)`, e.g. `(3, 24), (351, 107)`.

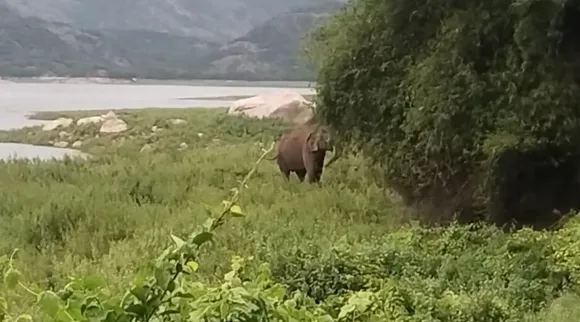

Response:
(0, 79), (316, 159)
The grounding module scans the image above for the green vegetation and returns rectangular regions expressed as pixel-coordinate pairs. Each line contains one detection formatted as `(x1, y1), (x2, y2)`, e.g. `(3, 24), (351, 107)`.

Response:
(3, 0), (580, 319)
(0, 108), (578, 321)
(308, 0), (580, 227)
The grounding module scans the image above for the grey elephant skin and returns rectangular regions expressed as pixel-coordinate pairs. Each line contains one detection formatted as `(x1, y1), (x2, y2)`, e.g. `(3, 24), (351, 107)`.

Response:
(269, 123), (337, 183)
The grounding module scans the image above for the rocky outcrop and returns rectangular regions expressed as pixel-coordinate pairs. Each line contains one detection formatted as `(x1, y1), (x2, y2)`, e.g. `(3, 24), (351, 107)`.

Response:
(199, 2), (343, 79)
(99, 111), (128, 133)
(228, 90), (315, 125)
(77, 116), (104, 126)
(41, 117), (73, 131)
(38, 110), (128, 134)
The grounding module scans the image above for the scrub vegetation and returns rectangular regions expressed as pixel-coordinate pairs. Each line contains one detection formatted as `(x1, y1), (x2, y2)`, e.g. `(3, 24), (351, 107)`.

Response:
(2, 0), (580, 320)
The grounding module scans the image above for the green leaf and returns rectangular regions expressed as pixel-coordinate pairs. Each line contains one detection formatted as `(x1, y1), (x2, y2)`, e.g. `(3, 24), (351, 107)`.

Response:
(167, 280), (176, 293)
(159, 309), (180, 316)
(37, 291), (61, 316)
(192, 232), (213, 246)
(80, 296), (101, 317)
(14, 314), (33, 322)
(82, 274), (106, 291)
(3, 267), (21, 289)
(229, 205), (244, 217)
(132, 268), (149, 288)
(154, 268), (171, 289)
(173, 291), (195, 299)
(125, 303), (147, 317)
(186, 261), (199, 272)
(170, 234), (186, 248)
(0, 297), (8, 314)
(338, 303), (355, 319)
(130, 286), (149, 303)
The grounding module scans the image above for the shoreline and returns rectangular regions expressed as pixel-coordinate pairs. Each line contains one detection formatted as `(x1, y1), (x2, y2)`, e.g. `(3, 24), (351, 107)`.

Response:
(0, 82), (316, 130)
(0, 76), (316, 88)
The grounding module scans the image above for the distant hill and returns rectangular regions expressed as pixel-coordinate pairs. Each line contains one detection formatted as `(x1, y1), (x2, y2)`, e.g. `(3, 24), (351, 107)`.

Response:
(0, 5), (216, 78)
(198, 2), (342, 80)
(0, 0), (346, 80)
(0, 0), (329, 42)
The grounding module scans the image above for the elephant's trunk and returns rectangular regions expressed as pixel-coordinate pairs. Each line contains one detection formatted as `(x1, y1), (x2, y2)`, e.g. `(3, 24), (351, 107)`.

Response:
(324, 142), (342, 167)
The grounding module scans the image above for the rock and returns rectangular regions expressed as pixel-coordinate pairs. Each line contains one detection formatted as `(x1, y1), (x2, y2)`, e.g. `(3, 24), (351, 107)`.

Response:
(179, 142), (188, 149)
(169, 118), (187, 125)
(58, 131), (70, 139)
(151, 126), (161, 132)
(98, 110), (127, 133)
(77, 116), (104, 126)
(72, 141), (83, 149)
(53, 141), (69, 148)
(42, 118), (73, 131)
(99, 115), (128, 133)
(140, 144), (153, 153)
(227, 90), (315, 125)
(197, 132), (204, 138)
(101, 111), (118, 119)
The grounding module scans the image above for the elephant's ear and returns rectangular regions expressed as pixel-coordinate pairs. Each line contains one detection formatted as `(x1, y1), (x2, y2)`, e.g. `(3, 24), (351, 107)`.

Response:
(306, 131), (319, 152)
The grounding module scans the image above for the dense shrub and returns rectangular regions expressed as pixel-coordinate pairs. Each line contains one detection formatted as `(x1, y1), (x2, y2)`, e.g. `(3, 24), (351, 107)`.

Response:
(307, 0), (580, 226)
(0, 108), (579, 321)
(272, 220), (580, 320)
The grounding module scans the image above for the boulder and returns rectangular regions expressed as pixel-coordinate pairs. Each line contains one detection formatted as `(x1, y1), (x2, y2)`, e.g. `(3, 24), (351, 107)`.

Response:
(77, 116), (104, 126)
(169, 118), (187, 125)
(227, 90), (315, 125)
(100, 119), (128, 133)
(99, 111), (128, 133)
(42, 118), (73, 131)
(53, 141), (69, 148)
(72, 141), (83, 149)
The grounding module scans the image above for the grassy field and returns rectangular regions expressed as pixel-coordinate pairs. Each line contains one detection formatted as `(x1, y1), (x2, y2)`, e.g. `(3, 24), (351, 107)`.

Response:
(0, 108), (578, 321)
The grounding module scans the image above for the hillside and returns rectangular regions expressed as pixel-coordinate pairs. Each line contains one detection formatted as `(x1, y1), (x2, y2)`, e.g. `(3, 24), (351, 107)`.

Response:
(0, 0), (330, 43)
(0, 0), (345, 80)
(0, 5), (216, 78)
(198, 2), (342, 80)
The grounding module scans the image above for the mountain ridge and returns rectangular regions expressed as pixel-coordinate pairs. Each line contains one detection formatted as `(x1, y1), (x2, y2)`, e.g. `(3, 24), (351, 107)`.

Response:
(0, 0), (346, 80)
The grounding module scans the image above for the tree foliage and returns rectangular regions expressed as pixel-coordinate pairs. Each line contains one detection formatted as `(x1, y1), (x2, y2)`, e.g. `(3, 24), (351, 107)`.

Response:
(307, 0), (580, 226)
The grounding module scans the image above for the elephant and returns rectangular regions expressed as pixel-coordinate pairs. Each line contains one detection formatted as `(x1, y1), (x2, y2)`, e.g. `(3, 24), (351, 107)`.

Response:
(269, 123), (339, 183)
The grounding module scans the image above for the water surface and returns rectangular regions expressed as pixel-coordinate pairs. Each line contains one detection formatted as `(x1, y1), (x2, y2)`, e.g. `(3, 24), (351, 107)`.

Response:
(0, 81), (315, 129)
(0, 143), (88, 161)
(0, 80), (314, 160)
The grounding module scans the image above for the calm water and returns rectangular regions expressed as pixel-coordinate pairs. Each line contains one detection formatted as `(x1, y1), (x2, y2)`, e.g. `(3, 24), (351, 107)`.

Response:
(0, 80), (315, 159)
(0, 81), (315, 130)
(0, 143), (88, 161)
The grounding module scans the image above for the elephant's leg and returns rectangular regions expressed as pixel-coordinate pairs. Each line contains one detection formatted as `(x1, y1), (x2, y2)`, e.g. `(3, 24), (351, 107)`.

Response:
(304, 157), (317, 183)
(304, 152), (325, 184)
(281, 170), (290, 180)
(305, 170), (322, 183)
(277, 159), (291, 180)
(295, 169), (307, 182)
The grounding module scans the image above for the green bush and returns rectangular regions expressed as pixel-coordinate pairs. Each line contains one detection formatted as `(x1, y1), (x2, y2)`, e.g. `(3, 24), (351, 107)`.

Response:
(272, 220), (579, 319)
(307, 0), (580, 226)
(0, 108), (579, 321)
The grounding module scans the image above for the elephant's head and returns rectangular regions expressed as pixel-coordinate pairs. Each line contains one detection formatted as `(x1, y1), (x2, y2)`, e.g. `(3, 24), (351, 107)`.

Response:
(306, 126), (334, 152)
